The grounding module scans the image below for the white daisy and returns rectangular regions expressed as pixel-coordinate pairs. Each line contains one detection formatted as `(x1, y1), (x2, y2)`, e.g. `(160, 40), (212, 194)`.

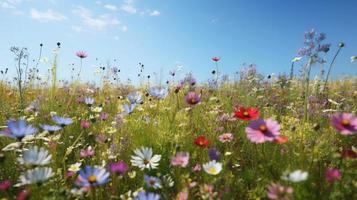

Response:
(203, 160), (222, 175)
(68, 162), (82, 172)
(18, 146), (52, 166)
(281, 170), (308, 182)
(15, 167), (53, 186)
(130, 147), (161, 170)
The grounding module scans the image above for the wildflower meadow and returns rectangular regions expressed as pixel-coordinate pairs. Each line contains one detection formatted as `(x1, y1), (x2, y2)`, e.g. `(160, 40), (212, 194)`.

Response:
(0, 28), (356, 200)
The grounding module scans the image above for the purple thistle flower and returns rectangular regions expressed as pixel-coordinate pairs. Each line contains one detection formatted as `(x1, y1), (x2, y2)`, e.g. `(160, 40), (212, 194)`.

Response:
(245, 119), (280, 143)
(108, 161), (128, 174)
(331, 113), (357, 135)
(185, 91), (201, 105)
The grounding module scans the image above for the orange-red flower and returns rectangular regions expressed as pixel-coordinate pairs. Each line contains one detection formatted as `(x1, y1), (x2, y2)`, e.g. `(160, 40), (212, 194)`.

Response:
(194, 135), (210, 148)
(234, 106), (260, 121)
(274, 136), (289, 144)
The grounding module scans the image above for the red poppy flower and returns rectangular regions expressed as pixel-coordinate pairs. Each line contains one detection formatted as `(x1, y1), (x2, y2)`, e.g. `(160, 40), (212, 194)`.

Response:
(274, 136), (288, 144)
(212, 57), (220, 62)
(194, 135), (210, 147)
(341, 149), (357, 159)
(234, 106), (260, 120)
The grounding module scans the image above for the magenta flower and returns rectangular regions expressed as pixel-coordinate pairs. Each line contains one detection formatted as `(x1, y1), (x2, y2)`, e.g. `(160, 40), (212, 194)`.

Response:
(331, 113), (357, 135)
(171, 152), (189, 167)
(267, 183), (293, 200)
(76, 51), (88, 59)
(108, 161), (128, 174)
(325, 168), (341, 183)
(80, 146), (95, 158)
(80, 120), (90, 129)
(185, 91), (201, 105)
(192, 164), (201, 172)
(218, 133), (234, 143)
(0, 180), (11, 191)
(245, 119), (280, 144)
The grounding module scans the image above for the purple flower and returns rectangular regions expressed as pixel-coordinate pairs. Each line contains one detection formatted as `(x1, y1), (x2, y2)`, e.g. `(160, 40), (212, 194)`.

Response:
(0, 119), (37, 140)
(325, 168), (341, 183)
(108, 161), (128, 174)
(52, 116), (73, 127)
(100, 112), (109, 121)
(84, 97), (94, 106)
(185, 92), (201, 105)
(331, 113), (357, 135)
(40, 124), (62, 133)
(245, 119), (280, 143)
(144, 175), (162, 189)
(75, 166), (109, 187)
(208, 148), (220, 161)
(135, 191), (160, 200)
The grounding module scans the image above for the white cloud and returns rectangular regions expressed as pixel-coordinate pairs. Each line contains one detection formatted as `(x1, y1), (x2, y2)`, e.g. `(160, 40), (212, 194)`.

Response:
(104, 4), (117, 11)
(0, 0), (22, 9)
(72, 6), (120, 31)
(121, 25), (128, 32)
(121, 0), (136, 14)
(30, 9), (66, 22)
(72, 25), (85, 33)
(149, 10), (160, 16)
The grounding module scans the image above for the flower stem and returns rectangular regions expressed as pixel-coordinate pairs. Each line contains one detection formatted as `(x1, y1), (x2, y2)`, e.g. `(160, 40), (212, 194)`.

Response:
(323, 46), (342, 93)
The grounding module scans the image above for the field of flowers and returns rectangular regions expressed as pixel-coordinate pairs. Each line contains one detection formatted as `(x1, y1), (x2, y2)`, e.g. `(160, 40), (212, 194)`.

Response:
(0, 29), (356, 200)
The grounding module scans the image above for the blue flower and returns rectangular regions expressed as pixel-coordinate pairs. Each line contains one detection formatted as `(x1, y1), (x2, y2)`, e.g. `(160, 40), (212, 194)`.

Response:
(84, 97), (95, 106)
(148, 87), (168, 99)
(52, 116), (73, 127)
(135, 191), (160, 200)
(123, 104), (136, 115)
(40, 124), (62, 133)
(75, 166), (109, 187)
(144, 175), (162, 189)
(0, 119), (37, 140)
(128, 92), (143, 104)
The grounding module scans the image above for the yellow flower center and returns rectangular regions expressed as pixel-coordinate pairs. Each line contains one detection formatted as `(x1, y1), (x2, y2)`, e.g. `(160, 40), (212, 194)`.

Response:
(207, 167), (217, 174)
(88, 175), (97, 183)
(143, 159), (150, 165)
(243, 111), (249, 116)
(259, 125), (268, 133)
(341, 119), (350, 126)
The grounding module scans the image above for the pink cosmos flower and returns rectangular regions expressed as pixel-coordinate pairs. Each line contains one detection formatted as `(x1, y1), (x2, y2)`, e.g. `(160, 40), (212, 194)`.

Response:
(245, 119), (280, 143)
(80, 146), (94, 158)
(76, 51), (88, 59)
(331, 113), (357, 135)
(325, 168), (341, 183)
(218, 133), (234, 143)
(108, 161), (128, 174)
(267, 183), (293, 200)
(171, 152), (189, 167)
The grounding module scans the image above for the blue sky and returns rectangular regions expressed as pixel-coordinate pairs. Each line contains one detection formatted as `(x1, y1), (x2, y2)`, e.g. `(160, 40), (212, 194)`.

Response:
(0, 0), (356, 84)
